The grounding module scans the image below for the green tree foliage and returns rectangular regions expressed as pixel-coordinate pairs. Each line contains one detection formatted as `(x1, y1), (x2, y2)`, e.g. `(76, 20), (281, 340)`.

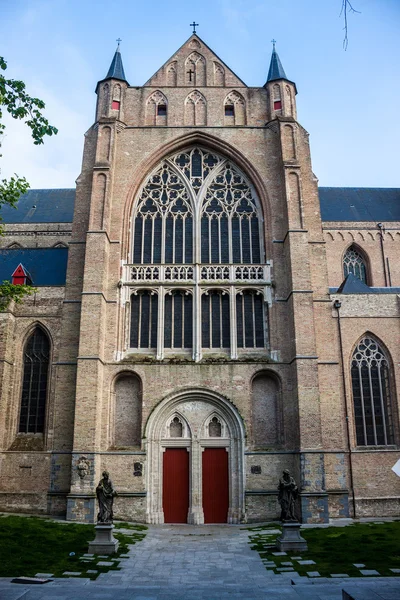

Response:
(0, 56), (57, 309)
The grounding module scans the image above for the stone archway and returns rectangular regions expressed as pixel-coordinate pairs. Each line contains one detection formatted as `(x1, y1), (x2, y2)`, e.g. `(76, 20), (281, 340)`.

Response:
(145, 389), (246, 524)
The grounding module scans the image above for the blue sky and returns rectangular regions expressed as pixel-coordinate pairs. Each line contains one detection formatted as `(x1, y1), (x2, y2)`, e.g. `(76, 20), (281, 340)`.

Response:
(1, 0), (399, 189)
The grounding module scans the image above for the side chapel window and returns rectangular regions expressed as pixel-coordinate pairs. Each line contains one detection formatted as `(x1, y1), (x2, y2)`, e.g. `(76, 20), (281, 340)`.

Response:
(343, 245), (368, 284)
(19, 328), (50, 434)
(351, 336), (395, 446)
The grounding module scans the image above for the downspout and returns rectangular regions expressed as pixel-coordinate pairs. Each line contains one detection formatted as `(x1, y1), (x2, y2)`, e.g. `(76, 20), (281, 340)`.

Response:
(377, 223), (388, 287)
(333, 299), (356, 519)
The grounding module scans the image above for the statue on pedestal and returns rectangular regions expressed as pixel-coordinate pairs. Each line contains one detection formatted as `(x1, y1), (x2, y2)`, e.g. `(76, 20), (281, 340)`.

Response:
(278, 469), (298, 522)
(96, 471), (117, 524)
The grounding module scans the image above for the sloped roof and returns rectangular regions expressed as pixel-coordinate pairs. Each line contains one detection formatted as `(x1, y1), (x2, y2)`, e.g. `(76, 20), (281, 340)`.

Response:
(0, 248), (68, 286)
(105, 46), (127, 82)
(319, 187), (400, 221)
(0, 189), (75, 223)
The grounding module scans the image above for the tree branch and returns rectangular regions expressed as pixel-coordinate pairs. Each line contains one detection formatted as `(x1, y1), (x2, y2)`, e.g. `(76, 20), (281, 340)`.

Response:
(340, 0), (361, 50)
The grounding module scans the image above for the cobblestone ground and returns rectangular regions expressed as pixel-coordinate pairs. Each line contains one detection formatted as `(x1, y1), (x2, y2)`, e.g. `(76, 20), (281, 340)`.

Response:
(0, 524), (400, 599)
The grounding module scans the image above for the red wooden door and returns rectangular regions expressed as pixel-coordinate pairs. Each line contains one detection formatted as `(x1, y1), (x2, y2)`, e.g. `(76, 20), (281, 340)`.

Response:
(202, 448), (229, 523)
(163, 448), (189, 523)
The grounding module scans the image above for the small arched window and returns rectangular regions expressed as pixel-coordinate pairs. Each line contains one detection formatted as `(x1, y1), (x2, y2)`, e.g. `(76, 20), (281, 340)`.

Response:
(343, 245), (368, 284)
(351, 336), (395, 446)
(19, 328), (50, 434)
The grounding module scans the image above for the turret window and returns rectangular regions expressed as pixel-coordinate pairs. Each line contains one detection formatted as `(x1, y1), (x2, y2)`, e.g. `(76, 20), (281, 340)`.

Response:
(112, 100), (120, 110)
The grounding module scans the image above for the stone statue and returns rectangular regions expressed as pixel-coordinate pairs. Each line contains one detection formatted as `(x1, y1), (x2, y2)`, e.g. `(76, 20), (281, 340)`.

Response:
(96, 471), (117, 523)
(278, 469), (298, 522)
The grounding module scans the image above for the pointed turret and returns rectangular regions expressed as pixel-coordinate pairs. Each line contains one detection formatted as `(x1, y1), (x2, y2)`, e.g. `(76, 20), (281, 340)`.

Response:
(266, 45), (288, 83)
(105, 43), (128, 83)
(95, 42), (129, 121)
(265, 42), (297, 121)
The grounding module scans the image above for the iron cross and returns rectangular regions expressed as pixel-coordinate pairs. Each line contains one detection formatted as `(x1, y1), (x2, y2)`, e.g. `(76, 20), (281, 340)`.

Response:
(271, 39), (276, 50)
(190, 22), (199, 34)
(116, 38), (122, 47)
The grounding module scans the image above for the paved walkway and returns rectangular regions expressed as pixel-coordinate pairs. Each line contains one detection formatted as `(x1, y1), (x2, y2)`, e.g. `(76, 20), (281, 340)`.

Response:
(1, 524), (400, 599)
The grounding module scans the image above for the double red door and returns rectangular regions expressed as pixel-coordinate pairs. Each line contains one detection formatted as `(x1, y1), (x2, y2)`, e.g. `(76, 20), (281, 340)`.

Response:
(162, 447), (229, 523)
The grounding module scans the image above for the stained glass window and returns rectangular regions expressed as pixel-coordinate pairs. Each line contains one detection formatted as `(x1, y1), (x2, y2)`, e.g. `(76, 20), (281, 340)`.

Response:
(343, 246), (368, 284)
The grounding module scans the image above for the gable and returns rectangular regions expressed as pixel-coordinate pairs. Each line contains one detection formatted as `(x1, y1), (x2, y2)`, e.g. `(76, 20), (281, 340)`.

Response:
(144, 34), (246, 88)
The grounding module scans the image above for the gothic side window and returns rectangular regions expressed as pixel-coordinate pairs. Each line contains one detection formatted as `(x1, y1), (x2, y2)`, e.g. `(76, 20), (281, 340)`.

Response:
(19, 328), (50, 434)
(130, 291), (158, 349)
(351, 336), (395, 446)
(343, 245), (368, 284)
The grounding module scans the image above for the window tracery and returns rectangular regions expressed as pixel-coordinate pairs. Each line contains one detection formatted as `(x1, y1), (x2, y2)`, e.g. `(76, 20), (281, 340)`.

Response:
(351, 336), (395, 446)
(185, 52), (206, 86)
(146, 91), (168, 126)
(224, 91), (246, 125)
(129, 146), (268, 358)
(343, 245), (368, 284)
(184, 91), (207, 126)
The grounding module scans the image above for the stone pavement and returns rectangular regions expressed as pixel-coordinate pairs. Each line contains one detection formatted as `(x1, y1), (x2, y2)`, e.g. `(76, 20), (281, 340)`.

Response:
(0, 524), (400, 599)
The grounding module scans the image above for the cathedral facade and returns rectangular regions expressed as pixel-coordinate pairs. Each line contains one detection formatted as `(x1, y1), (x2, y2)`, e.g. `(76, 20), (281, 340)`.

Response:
(0, 34), (399, 524)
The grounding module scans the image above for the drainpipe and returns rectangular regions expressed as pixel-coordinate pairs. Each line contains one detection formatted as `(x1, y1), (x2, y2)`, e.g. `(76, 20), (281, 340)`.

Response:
(333, 299), (356, 519)
(377, 223), (388, 287)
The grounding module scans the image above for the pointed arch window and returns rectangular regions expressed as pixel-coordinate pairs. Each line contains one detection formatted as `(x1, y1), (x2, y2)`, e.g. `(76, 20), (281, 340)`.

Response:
(343, 245), (368, 284)
(351, 336), (395, 446)
(129, 146), (268, 358)
(19, 328), (50, 434)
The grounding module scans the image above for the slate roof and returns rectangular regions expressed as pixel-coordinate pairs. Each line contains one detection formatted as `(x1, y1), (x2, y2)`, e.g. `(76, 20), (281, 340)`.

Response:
(1, 188), (399, 226)
(266, 48), (288, 83)
(0, 248), (68, 286)
(319, 187), (400, 221)
(0, 189), (75, 223)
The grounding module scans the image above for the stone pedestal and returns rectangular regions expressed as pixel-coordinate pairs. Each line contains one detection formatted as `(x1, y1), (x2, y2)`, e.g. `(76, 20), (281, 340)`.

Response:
(276, 522), (308, 552)
(88, 524), (119, 555)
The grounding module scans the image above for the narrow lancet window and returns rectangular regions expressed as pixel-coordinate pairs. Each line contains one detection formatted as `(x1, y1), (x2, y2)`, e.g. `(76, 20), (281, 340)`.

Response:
(19, 328), (50, 434)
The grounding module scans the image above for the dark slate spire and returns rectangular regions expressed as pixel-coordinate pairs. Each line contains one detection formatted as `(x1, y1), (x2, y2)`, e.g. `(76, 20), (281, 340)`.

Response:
(105, 42), (127, 82)
(267, 45), (287, 83)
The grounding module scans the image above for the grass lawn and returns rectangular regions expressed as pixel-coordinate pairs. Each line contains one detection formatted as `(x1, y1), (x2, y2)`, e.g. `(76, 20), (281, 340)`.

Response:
(0, 515), (146, 579)
(248, 521), (400, 578)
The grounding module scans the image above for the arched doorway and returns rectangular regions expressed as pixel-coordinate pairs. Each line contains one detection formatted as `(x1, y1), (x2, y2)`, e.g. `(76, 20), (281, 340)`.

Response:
(145, 389), (245, 524)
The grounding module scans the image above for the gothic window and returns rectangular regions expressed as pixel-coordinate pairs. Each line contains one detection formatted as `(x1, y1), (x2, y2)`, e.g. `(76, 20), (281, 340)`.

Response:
(201, 291), (230, 349)
(208, 416), (222, 437)
(19, 328), (50, 434)
(351, 336), (395, 446)
(146, 91), (168, 126)
(236, 291), (265, 348)
(129, 146), (267, 357)
(170, 416), (183, 437)
(130, 291), (158, 349)
(224, 91), (246, 125)
(343, 245), (368, 284)
(164, 290), (193, 349)
(184, 90), (207, 126)
(185, 52), (206, 86)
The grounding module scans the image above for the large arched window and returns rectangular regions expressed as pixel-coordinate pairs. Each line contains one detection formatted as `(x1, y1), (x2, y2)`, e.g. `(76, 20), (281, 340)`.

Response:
(343, 245), (368, 284)
(19, 328), (50, 434)
(128, 146), (269, 359)
(351, 336), (395, 446)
